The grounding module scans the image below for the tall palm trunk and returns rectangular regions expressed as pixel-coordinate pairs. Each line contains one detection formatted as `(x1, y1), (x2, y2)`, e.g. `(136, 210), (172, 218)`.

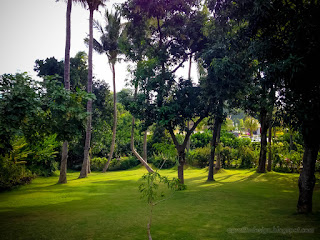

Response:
(103, 63), (117, 172)
(79, 8), (94, 179)
(59, 0), (72, 184)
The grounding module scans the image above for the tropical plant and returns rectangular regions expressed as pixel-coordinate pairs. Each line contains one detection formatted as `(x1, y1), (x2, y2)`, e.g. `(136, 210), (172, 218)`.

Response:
(89, 8), (124, 172)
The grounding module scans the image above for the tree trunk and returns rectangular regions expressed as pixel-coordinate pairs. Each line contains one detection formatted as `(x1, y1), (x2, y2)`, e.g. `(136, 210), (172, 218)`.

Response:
(186, 121), (191, 153)
(297, 131), (320, 213)
(267, 125), (272, 171)
(103, 63), (117, 172)
(215, 123), (222, 171)
(208, 101), (223, 181)
(64, 0), (71, 91)
(208, 120), (219, 181)
(177, 148), (186, 184)
(186, 55), (192, 153)
(143, 129), (148, 162)
(59, 141), (68, 183)
(88, 148), (92, 174)
(257, 110), (267, 173)
(59, 0), (72, 184)
(79, 8), (94, 179)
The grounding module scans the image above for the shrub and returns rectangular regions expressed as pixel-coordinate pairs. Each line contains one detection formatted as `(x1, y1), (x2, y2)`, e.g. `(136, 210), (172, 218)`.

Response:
(239, 146), (258, 168)
(191, 131), (212, 148)
(186, 146), (210, 168)
(91, 156), (140, 171)
(26, 134), (60, 176)
(151, 154), (177, 169)
(0, 157), (34, 191)
(109, 156), (140, 171)
(90, 157), (108, 171)
(220, 146), (232, 168)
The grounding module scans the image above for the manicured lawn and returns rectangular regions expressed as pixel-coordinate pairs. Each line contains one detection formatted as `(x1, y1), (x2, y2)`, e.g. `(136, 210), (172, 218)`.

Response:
(0, 167), (319, 240)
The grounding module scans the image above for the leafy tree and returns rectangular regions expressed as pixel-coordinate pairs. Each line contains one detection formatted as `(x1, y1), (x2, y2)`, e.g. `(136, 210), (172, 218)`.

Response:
(0, 73), (89, 180)
(0, 73), (41, 154)
(200, 2), (251, 180)
(121, 0), (207, 183)
(213, 0), (320, 213)
(34, 52), (88, 91)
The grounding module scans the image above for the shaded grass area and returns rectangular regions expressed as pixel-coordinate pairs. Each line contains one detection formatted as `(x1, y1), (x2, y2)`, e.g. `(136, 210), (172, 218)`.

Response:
(0, 167), (319, 240)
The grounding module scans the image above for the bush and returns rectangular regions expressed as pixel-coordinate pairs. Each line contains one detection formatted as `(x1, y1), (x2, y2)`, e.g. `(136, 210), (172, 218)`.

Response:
(0, 157), (34, 191)
(220, 146), (232, 168)
(151, 154), (177, 169)
(239, 146), (258, 168)
(186, 147), (210, 168)
(191, 131), (212, 148)
(26, 134), (60, 176)
(90, 156), (140, 171)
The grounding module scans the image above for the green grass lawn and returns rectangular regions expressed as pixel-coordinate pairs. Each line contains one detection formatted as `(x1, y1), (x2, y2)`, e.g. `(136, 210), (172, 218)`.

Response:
(0, 167), (319, 240)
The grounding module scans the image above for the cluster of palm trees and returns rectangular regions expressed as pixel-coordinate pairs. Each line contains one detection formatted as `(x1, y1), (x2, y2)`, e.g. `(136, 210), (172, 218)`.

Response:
(58, 0), (122, 183)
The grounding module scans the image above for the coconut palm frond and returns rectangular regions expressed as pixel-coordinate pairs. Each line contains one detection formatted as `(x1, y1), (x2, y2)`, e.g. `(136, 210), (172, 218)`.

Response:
(93, 19), (104, 35)
(92, 39), (104, 54)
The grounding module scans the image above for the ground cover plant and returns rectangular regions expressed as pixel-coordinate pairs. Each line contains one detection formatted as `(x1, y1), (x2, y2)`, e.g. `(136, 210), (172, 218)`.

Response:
(0, 168), (319, 240)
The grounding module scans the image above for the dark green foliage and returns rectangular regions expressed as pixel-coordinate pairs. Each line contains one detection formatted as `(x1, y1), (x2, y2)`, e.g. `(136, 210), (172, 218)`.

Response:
(90, 156), (139, 171)
(151, 155), (177, 169)
(0, 73), (90, 181)
(0, 73), (41, 155)
(41, 77), (90, 143)
(239, 146), (258, 169)
(34, 52), (88, 91)
(220, 146), (232, 168)
(186, 146), (210, 168)
(25, 134), (60, 176)
(151, 142), (177, 169)
(191, 130), (212, 148)
(0, 157), (34, 191)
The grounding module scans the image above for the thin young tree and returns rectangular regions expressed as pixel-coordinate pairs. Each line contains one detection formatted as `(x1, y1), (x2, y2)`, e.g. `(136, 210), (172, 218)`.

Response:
(79, 0), (106, 179)
(89, 9), (123, 173)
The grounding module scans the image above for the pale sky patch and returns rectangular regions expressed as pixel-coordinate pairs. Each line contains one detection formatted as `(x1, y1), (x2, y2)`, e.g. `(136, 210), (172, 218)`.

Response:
(0, 0), (197, 91)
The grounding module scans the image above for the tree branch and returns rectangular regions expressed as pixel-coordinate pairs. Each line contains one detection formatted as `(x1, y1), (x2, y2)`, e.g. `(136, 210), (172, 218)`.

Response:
(168, 126), (180, 148)
(171, 52), (194, 74)
(182, 116), (204, 149)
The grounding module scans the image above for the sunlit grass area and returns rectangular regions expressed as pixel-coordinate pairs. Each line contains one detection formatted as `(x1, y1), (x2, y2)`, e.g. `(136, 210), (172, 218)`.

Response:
(0, 167), (319, 240)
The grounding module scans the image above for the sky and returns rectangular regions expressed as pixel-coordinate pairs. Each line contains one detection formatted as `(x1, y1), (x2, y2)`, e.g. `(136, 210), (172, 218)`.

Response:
(0, 0), (197, 90)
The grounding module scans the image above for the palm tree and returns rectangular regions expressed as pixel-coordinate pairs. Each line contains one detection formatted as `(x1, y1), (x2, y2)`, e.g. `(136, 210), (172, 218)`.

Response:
(58, 0), (86, 184)
(79, 0), (106, 179)
(89, 9), (123, 173)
